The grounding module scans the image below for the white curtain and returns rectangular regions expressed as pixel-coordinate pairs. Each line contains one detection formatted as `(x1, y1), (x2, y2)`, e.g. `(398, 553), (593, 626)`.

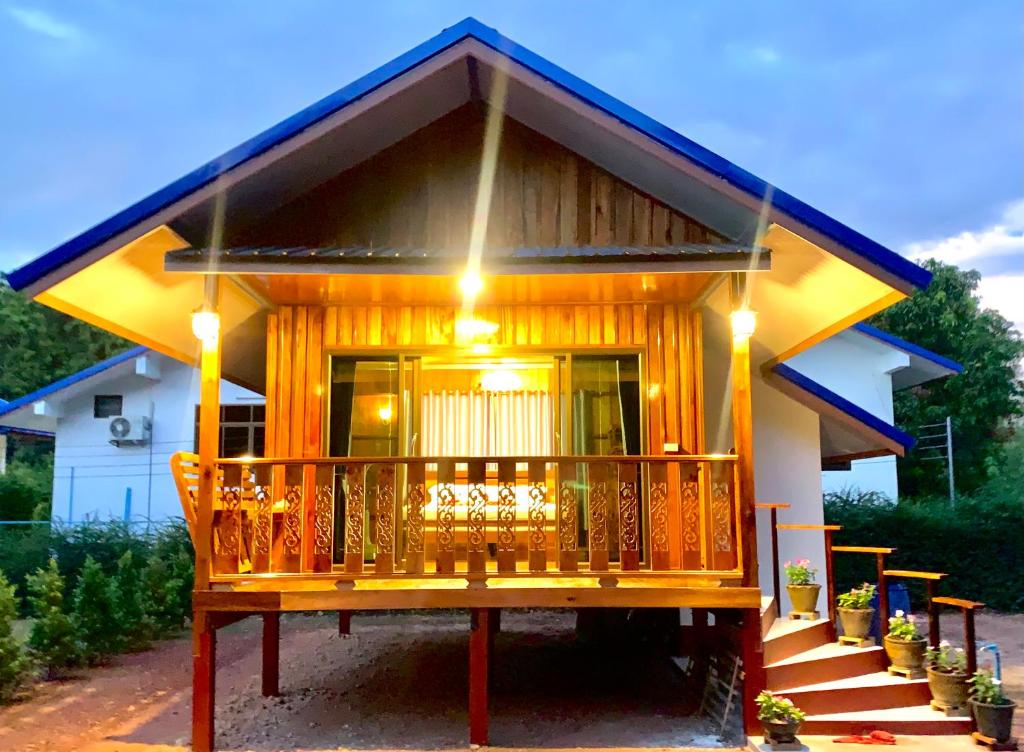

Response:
(421, 390), (552, 456)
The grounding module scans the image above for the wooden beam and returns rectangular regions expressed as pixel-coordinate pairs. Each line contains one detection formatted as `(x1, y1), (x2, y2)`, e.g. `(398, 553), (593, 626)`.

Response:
(338, 610), (352, 635)
(740, 607), (766, 735)
(262, 613), (280, 697)
(729, 274), (758, 589)
(192, 613), (216, 752)
(469, 608), (490, 746)
(195, 276), (221, 591)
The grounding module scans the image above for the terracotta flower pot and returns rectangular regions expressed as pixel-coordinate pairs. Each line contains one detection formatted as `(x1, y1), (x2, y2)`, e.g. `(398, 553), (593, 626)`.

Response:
(838, 607), (874, 640)
(761, 718), (801, 745)
(787, 584), (820, 613)
(971, 699), (1017, 743)
(884, 635), (926, 670)
(927, 667), (969, 709)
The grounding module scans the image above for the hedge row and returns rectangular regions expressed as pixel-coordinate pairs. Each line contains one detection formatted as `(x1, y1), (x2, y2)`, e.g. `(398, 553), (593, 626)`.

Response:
(825, 493), (1024, 612)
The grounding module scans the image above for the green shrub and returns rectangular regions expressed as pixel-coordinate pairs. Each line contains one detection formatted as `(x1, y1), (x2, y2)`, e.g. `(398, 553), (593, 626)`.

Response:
(826, 493), (1024, 611)
(0, 460), (51, 521)
(142, 555), (188, 637)
(26, 559), (79, 678)
(72, 556), (122, 664)
(112, 551), (152, 651)
(51, 520), (149, 592)
(0, 570), (28, 702)
(0, 525), (50, 611)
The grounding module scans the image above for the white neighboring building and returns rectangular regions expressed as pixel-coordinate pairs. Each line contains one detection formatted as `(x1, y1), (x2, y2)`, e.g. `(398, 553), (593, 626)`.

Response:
(786, 323), (961, 501)
(0, 348), (263, 524)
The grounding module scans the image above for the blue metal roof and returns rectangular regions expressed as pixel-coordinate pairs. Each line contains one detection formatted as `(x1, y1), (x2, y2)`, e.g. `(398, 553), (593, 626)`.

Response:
(7, 17), (930, 292)
(0, 346), (148, 420)
(771, 362), (915, 451)
(852, 323), (963, 374)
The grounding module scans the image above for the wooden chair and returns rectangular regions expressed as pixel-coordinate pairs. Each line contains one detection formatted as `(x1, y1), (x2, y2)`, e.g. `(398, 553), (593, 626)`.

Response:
(170, 452), (253, 574)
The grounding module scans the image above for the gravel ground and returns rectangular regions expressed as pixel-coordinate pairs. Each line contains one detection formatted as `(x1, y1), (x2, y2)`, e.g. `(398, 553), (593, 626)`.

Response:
(0, 610), (731, 752)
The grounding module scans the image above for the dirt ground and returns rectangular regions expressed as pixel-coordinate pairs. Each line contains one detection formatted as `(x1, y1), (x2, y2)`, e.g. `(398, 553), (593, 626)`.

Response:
(0, 611), (729, 752)
(0, 610), (1020, 752)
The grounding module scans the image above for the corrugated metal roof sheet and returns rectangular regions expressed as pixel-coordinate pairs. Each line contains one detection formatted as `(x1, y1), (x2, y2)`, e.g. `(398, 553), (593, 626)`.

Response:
(165, 243), (765, 267)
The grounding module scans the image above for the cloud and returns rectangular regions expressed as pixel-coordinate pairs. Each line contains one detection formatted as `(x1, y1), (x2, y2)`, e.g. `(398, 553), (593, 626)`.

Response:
(904, 199), (1024, 332)
(6, 6), (83, 42)
(725, 43), (782, 68)
(904, 198), (1024, 273)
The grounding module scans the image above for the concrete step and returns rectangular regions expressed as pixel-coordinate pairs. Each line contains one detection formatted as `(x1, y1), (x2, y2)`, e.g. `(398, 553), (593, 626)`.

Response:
(763, 617), (832, 664)
(780, 670), (932, 714)
(799, 704), (972, 736)
(766, 643), (888, 690)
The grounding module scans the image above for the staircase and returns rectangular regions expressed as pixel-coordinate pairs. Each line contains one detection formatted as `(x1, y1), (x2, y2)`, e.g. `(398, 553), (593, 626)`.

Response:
(763, 616), (972, 735)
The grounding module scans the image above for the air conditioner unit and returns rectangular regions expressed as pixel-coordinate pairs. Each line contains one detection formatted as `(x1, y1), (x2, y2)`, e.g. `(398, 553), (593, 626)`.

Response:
(108, 415), (151, 446)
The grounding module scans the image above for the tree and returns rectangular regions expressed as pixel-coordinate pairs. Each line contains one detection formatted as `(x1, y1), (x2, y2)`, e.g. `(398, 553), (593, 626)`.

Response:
(142, 555), (187, 637)
(72, 556), (121, 664)
(112, 551), (152, 651)
(0, 281), (128, 400)
(870, 260), (1024, 497)
(26, 559), (79, 678)
(0, 570), (28, 702)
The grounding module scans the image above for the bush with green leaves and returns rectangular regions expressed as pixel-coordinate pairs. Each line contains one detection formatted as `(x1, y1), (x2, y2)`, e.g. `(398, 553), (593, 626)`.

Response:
(72, 556), (122, 664)
(0, 570), (28, 702)
(26, 559), (79, 678)
(837, 583), (876, 610)
(112, 551), (153, 651)
(970, 669), (1012, 705)
(826, 492), (1024, 612)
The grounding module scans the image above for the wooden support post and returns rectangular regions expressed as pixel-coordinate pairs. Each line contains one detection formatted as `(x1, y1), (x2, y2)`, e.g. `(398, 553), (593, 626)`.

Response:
(194, 276), (221, 592)
(740, 607), (766, 735)
(192, 612), (216, 752)
(469, 608), (490, 747)
(927, 579), (940, 648)
(824, 528), (837, 638)
(876, 553), (889, 628)
(338, 610), (351, 635)
(261, 613), (280, 697)
(729, 275), (758, 589)
(964, 607), (978, 678)
(769, 507), (780, 608)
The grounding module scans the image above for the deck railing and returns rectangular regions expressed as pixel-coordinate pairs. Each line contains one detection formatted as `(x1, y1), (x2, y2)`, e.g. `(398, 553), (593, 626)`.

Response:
(178, 454), (744, 580)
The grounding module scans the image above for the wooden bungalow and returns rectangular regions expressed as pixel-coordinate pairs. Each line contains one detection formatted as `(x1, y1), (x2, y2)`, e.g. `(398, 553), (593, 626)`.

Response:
(9, 18), (955, 750)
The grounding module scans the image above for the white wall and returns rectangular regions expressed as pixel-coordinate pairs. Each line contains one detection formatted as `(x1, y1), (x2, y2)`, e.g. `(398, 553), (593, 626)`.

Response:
(788, 331), (909, 502)
(51, 354), (262, 525)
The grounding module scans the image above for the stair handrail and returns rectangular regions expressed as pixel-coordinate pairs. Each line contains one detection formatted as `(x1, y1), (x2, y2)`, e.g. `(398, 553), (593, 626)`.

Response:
(930, 596), (984, 678)
(831, 546), (897, 629)
(776, 523), (842, 632)
(755, 503), (791, 609)
(882, 569), (948, 648)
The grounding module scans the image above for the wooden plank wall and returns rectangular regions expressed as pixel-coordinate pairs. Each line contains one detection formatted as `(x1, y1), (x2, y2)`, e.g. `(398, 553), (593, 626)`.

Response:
(265, 303), (705, 568)
(229, 104), (725, 252)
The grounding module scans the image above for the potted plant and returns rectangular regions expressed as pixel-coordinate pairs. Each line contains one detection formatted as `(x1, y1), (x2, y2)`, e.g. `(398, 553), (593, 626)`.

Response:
(784, 559), (819, 614)
(969, 669), (1017, 743)
(837, 582), (876, 641)
(926, 640), (968, 712)
(884, 610), (927, 675)
(755, 690), (806, 746)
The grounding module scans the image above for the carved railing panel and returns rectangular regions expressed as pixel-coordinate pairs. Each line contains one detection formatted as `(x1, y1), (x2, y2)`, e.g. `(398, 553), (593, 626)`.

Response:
(208, 454), (743, 580)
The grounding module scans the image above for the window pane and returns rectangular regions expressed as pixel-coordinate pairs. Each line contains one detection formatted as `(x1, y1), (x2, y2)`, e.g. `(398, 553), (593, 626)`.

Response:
(94, 395), (123, 418)
(223, 405), (251, 423)
(252, 426), (266, 456)
(328, 358), (400, 457)
(252, 404), (266, 422)
(571, 355), (641, 455)
(221, 426), (251, 458)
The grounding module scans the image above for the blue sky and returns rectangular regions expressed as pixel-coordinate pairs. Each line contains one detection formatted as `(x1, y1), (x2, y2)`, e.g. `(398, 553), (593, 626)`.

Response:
(2, 2), (1022, 326)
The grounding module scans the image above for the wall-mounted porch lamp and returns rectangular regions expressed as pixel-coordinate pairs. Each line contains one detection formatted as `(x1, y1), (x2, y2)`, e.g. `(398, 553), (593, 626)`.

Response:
(730, 308), (757, 341)
(191, 307), (221, 347)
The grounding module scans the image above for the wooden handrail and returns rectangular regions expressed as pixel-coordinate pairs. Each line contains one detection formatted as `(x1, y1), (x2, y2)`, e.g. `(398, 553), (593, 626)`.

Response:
(932, 597), (985, 677)
(884, 570), (947, 647)
(932, 596), (983, 610)
(219, 453), (739, 465)
(832, 546), (896, 554)
(883, 569), (946, 580)
(755, 503), (790, 607)
(774, 522), (842, 633)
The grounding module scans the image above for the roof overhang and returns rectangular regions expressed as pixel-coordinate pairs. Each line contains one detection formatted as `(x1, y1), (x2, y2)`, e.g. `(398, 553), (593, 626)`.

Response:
(765, 363), (915, 463)
(0, 346), (149, 433)
(851, 323), (962, 389)
(5, 18), (930, 383)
